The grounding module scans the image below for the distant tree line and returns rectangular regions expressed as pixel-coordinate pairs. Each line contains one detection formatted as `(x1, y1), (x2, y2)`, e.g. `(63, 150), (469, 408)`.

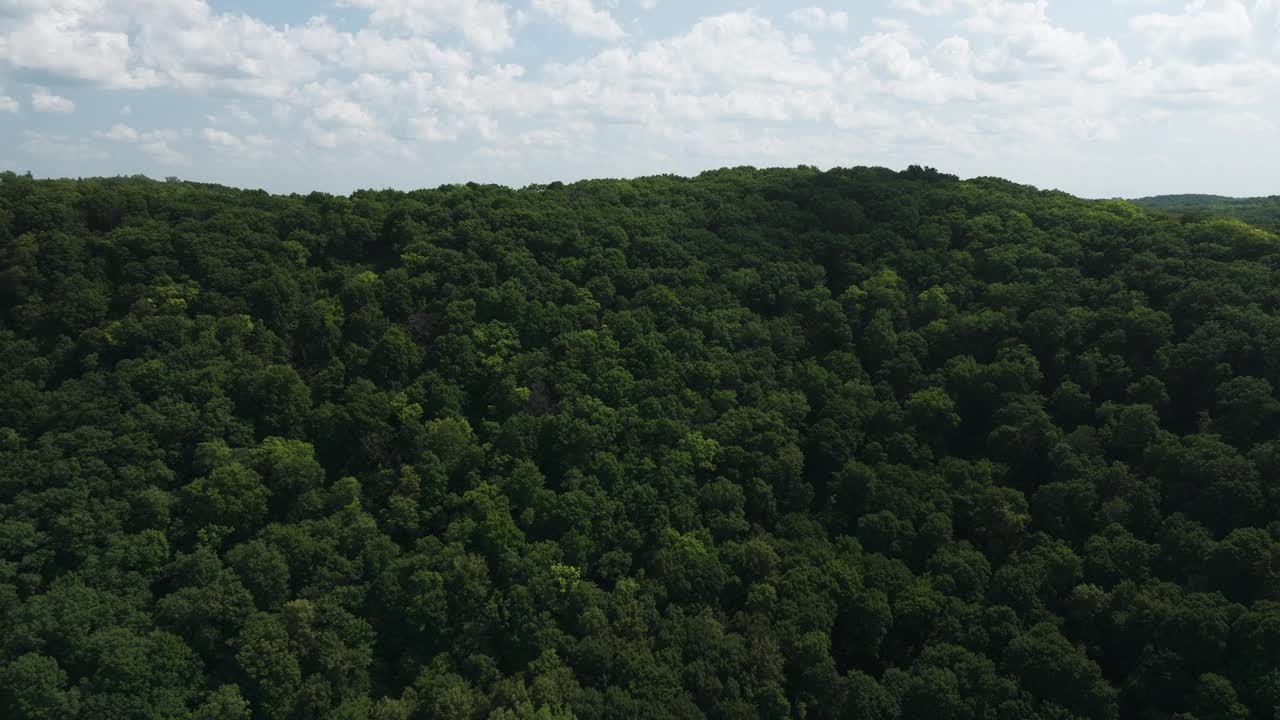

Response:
(1133, 193), (1280, 230)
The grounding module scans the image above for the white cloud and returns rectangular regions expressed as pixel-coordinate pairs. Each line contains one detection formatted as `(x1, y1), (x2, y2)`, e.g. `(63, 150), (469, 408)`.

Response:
(292, 82), (406, 154)
(92, 121), (186, 164)
(0, 95), (16, 112)
(0, 1), (148, 88)
(787, 7), (851, 31)
(546, 12), (834, 99)
(0, 1), (318, 95)
(95, 123), (140, 142)
(409, 115), (464, 141)
(934, 35), (972, 69)
(958, 0), (1128, 77)
(844, 26), (988, 105)
(1131, 0), (1254, 58)
(339, 0), (515, 53)
(0, 0), (481, 102)
(518, 126), (578, 148)
(303, 119), (339, 149)
(200, 127), (273, 159)
(94, 124), (177, 143)
(202, 128), (240, 146)
(891, 0), (956, 15)
(533, 0), (626, 40)
(31, 87), (75, 113)
(337, 30), (473, 74)
(1123, 57), (1280, 105)
(140, 140), (186, 165)
(312, 97), (377, 129)
(133, 13), (337, 98)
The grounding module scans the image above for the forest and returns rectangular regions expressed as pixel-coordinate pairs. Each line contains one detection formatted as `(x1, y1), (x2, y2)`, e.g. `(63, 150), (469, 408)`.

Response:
(1133, 194), (1280, 231)
(2, 165), (1280, 720)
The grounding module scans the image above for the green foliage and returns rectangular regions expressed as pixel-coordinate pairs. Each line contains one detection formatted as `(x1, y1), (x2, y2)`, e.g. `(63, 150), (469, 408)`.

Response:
(3, 167), (1280, 718)
(1133, 193), (1280, 230)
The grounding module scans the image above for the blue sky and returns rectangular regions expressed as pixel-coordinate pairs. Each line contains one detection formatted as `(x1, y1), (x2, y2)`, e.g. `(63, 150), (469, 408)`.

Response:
(1, 0), (1277, 198)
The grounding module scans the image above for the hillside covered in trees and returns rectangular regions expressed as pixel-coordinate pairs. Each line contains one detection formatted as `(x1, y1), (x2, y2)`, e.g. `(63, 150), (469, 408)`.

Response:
(1132, 194), (1280, 230)
(4, 166), (1280, 720)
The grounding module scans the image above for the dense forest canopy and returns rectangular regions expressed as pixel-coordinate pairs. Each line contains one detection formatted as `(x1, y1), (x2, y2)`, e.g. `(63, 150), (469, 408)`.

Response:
(3, 165), (1280, 720)
(1132, 194), (1280, 230)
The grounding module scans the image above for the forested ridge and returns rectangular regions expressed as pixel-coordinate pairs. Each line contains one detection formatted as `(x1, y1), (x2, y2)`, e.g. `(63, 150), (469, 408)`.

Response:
(3, 165), (1280, 720)
(1132, 194), (1280, 231)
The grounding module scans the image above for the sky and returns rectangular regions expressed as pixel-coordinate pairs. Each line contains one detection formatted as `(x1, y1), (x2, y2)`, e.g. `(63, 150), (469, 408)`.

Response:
(0, 0), (1277, 198)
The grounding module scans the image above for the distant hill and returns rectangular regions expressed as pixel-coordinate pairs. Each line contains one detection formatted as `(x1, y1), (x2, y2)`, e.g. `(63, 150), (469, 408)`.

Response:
(1132, 193), (1280, 229)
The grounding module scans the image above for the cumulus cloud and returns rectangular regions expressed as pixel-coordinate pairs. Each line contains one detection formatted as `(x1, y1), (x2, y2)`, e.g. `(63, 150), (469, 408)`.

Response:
(339, 0), (516, 52)
(0, 1), (147, 88)
(546, 12), (834, 95)
(31, 87), (75, 113)
(847, 28), (982, 104)
(94, 122), (187, 164)
(533, 0), (626, 40)
(1123, 57), (1280, 105)
(957, 0), (1128, 78)
(313, 98), (377, 129)
(201, 127), (272, 159)
(96, 123), (140, 142)
(294, 81), (406, 153)
(409, 115), (465, 142)
(0, 94), (17, 112)
(0, 0), (487, 101)
(786, 7), (851, 31)
(1131, 0), (1254, 58)
(337, 30), (473, 74)
(891, 0), (956, 15)
(202, 128), (240, 146)
(140, 140), (187, 165)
